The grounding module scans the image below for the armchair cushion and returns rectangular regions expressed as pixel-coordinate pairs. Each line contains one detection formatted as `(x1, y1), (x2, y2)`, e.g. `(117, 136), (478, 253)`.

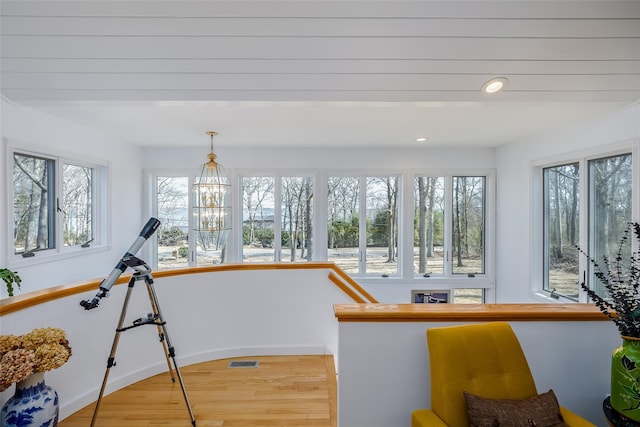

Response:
(464, 389), (567, 427)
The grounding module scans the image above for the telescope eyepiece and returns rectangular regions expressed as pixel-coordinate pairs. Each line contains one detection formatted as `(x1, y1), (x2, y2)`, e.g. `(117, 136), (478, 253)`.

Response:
(80, 298), (99, 310)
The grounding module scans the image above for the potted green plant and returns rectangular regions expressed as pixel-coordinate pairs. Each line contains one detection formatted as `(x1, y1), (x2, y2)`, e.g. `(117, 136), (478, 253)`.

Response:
(578, 221), (640, 421)
(0, 268), (22, 297)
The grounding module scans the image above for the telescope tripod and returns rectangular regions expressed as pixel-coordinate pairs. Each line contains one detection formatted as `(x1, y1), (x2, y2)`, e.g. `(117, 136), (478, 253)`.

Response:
(90, 256), (196, 427)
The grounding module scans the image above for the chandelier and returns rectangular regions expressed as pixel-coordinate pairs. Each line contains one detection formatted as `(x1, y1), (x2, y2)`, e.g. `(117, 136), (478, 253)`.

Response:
(192, 131), (231, 252)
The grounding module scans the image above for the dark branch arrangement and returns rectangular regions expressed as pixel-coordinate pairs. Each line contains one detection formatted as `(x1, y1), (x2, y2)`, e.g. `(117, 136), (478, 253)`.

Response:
(578, 222), (640, 338)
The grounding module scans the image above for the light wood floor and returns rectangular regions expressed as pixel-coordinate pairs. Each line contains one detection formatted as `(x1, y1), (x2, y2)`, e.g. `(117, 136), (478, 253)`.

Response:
(59, 355), (337, 427)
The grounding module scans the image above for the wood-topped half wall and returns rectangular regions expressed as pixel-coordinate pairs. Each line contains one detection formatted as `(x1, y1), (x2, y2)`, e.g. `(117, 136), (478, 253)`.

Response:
(0, 263), (616, 426)
(333, 302), (618, 427)
(0, 262), (377, 316)
(333, 302), (609, 322)
(0, 263), (368, 420)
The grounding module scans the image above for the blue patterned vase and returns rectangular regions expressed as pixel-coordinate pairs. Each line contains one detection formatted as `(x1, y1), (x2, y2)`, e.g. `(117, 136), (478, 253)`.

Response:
(1, 372), (59, 427)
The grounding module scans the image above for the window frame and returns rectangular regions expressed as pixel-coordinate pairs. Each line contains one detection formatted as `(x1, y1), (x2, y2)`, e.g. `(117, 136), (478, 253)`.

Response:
(6, 140), (109, 268)
(145, 167), (496, 302)
(532, 141), (639, 302)
(405, 170), (496, 297)
(541, 162), (580, 298)
(62, 161), (95, 248)
(323, 169), (495, 300)
(327, 172), (402, 277)
(238, 171), (316, 264)
(149, 172), (195, 269)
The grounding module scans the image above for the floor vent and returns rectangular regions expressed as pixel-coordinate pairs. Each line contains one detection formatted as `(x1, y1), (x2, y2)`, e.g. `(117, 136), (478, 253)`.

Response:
(228, 360), (259, 368)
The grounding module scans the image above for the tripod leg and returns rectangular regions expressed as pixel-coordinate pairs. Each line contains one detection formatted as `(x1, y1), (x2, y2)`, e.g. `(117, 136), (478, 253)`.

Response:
(146, 277), (197, 427)
(144, 280), (176, 382)
(90, 277), (136, 427)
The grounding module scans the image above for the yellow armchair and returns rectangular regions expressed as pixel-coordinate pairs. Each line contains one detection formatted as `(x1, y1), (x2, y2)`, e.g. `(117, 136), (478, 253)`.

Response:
(411, 322), (595, 427)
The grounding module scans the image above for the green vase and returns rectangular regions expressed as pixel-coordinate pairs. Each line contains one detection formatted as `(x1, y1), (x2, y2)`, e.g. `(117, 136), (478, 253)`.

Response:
(611, 336), (640, 422)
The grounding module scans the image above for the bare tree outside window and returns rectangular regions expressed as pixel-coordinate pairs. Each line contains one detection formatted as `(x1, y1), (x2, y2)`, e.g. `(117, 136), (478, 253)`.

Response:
(589, 154), (633, 298)
(62, 164), (92, 246)
(156, 176), (190, 268)
(543, 163), (580, 296)
(328, 177), (360, 273)
(281, 176), (313, 262)
(240, 176), (313, 263)
(11, 149), (104, 262)
(543, 154), (632, 299)
(13, 153), (54, 254)
(242, 177), (275, 262)
(366, 176), (398, 275)
(326, 175), (398, 275)
(452, 176), (485, 275)
(414, 176), (445, 275)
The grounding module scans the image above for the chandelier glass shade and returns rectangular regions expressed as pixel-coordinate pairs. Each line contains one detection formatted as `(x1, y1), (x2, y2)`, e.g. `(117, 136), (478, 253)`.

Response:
(192, 131), (231, 251)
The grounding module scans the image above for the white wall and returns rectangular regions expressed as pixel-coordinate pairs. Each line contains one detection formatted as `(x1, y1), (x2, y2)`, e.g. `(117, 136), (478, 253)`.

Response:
(337, 319), (621, 427)
(4, 96), (639, 303)
(142, 144), (496, 171)
(2, 262), (620, 426)
(0, 268), (350, 420)
(0, 96), (497, 304)
(2, 99), (639, 426)
(495, 103), (640, 302)
(0, 98), (145, 295)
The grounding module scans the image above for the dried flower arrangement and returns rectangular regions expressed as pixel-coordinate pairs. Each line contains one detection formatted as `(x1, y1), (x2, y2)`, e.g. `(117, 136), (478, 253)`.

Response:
(579, 222), (640, 338)
(0, 327), (72, 392)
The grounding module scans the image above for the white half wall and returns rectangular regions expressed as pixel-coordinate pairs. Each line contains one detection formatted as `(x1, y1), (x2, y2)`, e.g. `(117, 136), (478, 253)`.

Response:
(0, 267), (351, 420)
(336, 319), (621, 427)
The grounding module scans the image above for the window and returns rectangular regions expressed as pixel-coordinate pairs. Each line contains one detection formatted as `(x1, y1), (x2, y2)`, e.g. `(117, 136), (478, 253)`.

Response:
(63, 164), (93, 247)
(328, 175), (399, 276)
(366, 176), (399, 276)
(540, 151), (634, 300)
(242, 175), (313, 263)
(10, 147), (106, 261)
(453, 289), (485, 303)
(242, 176), (276, 262)
(147, 168), (495, 302)
(413, 175), (487, 278)
(414, 176), (444, 275)
(280, 176), (314, 263)
(452, 176), (486, 275)
(155, 176), (190, 269)
(588, 154), (633, 298)
(327, 176), (359, 273)
(153, 174), (230, 267)
(13, 153), (55, 254)
(543, 163), (580, 297)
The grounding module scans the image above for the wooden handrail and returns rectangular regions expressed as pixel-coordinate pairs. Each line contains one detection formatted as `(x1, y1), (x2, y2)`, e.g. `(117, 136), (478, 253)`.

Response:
(333, 303), (610, 322)
(328, 272), (366, 303)
(0, 262), (364, 316)
(328, 269), (378, 303)
(3, 263), (607, 323)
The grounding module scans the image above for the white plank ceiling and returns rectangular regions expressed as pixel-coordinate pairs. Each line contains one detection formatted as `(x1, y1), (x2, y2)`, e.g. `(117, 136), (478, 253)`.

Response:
(1, 0), (639, 148)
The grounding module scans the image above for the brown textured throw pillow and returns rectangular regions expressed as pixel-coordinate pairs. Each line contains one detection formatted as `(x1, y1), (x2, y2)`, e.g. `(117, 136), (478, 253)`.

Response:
(464, 389), (568, 427)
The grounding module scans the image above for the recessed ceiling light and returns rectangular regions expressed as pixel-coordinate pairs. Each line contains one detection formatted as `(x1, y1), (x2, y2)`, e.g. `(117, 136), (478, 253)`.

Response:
(481, 77), (508, 94)
(416, 137), (429, 143)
